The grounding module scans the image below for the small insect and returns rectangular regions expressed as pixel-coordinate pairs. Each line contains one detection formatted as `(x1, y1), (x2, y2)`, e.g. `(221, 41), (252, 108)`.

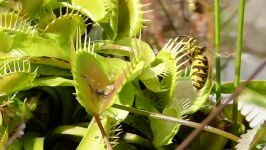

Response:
(82, 74), (115, 99)
(176, 35), (235, 92)
(175, 36), (210, 91)
(95, 85), (116, 98)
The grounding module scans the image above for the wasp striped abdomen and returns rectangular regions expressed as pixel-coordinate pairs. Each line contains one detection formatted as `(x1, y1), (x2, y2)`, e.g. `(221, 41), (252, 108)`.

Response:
(191, 55), (208, 91)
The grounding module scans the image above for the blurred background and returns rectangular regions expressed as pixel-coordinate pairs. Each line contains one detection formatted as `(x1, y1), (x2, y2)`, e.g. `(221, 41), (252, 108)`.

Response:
(140, 0), (266, 81)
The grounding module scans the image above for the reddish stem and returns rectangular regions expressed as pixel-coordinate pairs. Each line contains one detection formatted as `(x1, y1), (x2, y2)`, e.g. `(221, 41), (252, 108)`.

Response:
(94, 114), (113, 150)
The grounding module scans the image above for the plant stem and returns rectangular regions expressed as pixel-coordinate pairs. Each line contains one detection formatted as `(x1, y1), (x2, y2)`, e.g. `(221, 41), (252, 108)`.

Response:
(112, 104), (240, 142)
(215, 0), (221, 104)
(94, 114), (113, 150)
(233, 0), (246, 129)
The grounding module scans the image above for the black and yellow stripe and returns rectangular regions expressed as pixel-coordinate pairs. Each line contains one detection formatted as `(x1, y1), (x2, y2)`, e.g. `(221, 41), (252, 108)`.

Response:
(191, 55), (208, 91)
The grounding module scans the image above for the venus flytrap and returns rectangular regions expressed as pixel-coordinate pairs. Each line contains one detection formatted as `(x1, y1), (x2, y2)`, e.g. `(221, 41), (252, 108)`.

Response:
(0, 10), (37, 34)
(0, 60), (37, 96)
(43, 5), (89, 40)
(71, 27), (148, 149)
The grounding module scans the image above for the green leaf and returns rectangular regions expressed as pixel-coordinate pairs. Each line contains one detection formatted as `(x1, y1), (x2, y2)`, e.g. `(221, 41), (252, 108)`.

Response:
(106, 83), (135, 121)
(115, 38), (155, 65)
(72, 49), (120, 114)
(31, 77), (74, 87)
(221, 80), (266, 95)
(151, 106), (182, 147)
(235, 127), (266, 150)
(135, 90), (159, 113)
(25, 56), (71, 69)
(71, 0), (110, 22)
(192, 131), (228, 150)
(154, 38), (191, 107)
(99, 0), (118, 39)
(50, 125), (87, 138)
(0, 112), (2, 125)
(6, 140), (23, 150)
(114, 142), (137, 150)
(23, 132), (44, 150)
(44, 10), (87, 41)
(72, 35), (146, 114)
(20, 0), (44, 18)
(11, 33), (72, 61)
(116, 0), (143, 39)
(123, 114), (153, 139)
(0, 11), (36, 34)
(0, 31), (14, 53)
(0, 60), (37, 96)
(238, 88), (266, 128)
(77, 117), (110, 150)
(135, 91), (181, 147)
(0, 127), (8, 149)
(140, 63), (168, 92)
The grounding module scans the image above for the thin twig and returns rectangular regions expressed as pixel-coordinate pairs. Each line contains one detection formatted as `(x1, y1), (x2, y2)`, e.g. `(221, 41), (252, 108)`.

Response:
(112, 105), (240, 142)
(94, 114), (113, 150)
